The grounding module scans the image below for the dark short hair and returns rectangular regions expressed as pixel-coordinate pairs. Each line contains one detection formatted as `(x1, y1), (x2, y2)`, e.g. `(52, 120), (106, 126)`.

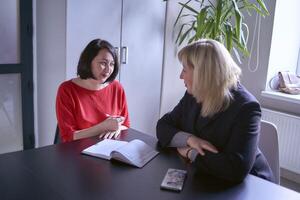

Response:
(77, 39), (119, 82)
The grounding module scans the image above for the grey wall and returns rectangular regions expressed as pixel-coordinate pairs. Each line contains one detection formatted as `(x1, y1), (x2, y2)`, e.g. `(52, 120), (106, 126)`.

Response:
(34, 0), (66, 146)
(238, 0), (276, 100)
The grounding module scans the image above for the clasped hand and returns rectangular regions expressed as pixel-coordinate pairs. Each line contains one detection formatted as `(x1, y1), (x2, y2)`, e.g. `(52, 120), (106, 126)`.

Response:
(177, 135), (218, 159)
(99, 116), (125, 139)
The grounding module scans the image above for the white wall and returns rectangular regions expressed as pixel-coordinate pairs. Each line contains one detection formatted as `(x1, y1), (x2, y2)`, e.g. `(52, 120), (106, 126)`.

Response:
(35, 0), (66, 146)
(160, 0), (186, 116)
(266, 0), (300, 85)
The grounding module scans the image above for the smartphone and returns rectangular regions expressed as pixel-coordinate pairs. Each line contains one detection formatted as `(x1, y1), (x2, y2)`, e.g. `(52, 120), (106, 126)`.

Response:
(160, 168), (187, 192)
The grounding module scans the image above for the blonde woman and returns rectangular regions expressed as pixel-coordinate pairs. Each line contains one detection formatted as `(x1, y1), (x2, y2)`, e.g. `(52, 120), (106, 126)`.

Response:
(156, 39), (274, 183)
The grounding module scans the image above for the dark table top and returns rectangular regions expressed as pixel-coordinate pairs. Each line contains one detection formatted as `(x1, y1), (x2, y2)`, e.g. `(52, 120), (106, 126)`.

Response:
(0, 128), (299, 200)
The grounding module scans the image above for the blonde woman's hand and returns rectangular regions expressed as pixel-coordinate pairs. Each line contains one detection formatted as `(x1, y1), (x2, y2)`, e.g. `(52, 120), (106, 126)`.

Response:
(187, 135), (218, 156)
(177, 147), (191, 159)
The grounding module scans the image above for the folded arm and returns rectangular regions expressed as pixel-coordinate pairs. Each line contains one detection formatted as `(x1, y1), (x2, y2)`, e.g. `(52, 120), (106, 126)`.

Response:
(157, 98), (261, 182)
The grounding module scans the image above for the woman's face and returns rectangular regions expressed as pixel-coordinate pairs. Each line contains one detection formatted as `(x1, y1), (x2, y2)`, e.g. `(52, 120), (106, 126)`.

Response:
(180, 63), (193, 94)
(91, 49), (114, 83)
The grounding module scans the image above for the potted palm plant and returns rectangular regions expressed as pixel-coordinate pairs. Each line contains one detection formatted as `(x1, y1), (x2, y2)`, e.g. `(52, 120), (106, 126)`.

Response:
(173, 0), (269, 62)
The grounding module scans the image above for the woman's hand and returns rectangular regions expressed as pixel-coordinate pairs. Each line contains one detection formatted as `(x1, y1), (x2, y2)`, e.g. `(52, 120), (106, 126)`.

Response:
(177, 147), (191, 159)
(99, 116), (125, 139)
(102, 116), (125, 131)
(99, 129), (121, 139)
(187, 135), (218, 156)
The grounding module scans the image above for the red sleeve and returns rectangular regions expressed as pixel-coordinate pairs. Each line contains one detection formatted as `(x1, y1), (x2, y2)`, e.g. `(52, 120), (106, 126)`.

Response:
(120, 87), (130, 128)
(56, 83), (77, 142)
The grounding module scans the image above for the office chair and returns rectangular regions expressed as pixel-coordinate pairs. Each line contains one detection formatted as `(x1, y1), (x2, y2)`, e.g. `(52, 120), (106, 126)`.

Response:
(54, 125), (61, 144)
(258, 120), (280, 184)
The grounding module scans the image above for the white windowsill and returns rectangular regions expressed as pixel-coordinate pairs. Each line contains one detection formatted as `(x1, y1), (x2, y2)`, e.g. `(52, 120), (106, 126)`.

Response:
(261, 90), (300, 105)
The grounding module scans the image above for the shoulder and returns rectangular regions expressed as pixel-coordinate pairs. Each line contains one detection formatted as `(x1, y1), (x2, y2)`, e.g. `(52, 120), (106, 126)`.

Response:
(108, 80), (125, 91)
(180, 91), (197, 102)
(228, 84), (261, 117)
(57, 79), (83, 99)
(109, 80), (123, 87)
(231, 83), (259, 106)
(58, 80), (74, 92)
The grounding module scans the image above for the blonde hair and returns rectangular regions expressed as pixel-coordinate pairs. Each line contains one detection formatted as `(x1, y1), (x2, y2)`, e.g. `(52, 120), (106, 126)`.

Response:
(178, 39), (241, 117)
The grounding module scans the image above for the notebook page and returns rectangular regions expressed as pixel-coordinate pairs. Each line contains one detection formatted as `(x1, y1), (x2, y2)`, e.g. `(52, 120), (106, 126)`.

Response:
(115, 139), (158, 168)
(82, 139), (128, 159)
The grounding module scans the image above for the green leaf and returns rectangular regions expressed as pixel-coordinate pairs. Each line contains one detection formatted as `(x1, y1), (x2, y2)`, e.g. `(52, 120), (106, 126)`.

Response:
(175, 21), (195, 43)
(224, 23), (233, 52)
(175, 24), (187, 43)
(215, 0), (223, 30)
(241, 4), (266, 16)
(179, 22), (196, 45)
(174, 0), (192, 27)
(207, 0), (216, 10)
(181, 14), (197, 18)
(178, 2), (199, 15)
(173, 0), (269, 59)
(199, 18), (214, 39)
(232, 36), (250, 57)
(221, 4), (234, 23)
(256, 0), (270, 15)
(188, 35), (196, 44)
(232, 0), (242, 43)
(195, 6), (209, 38)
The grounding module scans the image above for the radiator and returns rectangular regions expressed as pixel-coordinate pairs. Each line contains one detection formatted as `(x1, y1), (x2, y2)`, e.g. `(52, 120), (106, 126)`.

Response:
(262, 108), (300, 174)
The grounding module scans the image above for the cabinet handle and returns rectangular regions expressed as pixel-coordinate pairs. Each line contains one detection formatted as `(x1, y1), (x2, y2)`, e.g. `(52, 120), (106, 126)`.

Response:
(121, 46), (128, 64)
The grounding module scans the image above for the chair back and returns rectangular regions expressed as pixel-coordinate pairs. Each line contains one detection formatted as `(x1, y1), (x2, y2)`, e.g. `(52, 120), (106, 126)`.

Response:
(259, 120), (280, 184)
(54, 125), (61, 144)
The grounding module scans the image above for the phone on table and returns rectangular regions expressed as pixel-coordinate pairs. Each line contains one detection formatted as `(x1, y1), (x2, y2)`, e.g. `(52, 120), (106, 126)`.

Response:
(160, 168), (187, 192)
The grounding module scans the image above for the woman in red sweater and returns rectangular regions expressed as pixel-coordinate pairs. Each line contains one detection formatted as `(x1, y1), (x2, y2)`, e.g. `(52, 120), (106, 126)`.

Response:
(56, 39), (130, 142)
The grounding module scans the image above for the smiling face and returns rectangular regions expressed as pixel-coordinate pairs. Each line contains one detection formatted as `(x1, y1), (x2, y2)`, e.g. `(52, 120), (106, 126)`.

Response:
(180, 63), (194, 94)
(90, 49), (115, 83)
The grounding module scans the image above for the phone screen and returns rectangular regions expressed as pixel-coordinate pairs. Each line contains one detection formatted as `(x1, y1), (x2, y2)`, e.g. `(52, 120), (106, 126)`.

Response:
(160, 168), (187, 192)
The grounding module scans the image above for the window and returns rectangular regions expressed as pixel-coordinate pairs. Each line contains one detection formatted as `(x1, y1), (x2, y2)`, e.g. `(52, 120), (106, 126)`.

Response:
(297, 47), (300, 76)
(262, 0), (300, 104)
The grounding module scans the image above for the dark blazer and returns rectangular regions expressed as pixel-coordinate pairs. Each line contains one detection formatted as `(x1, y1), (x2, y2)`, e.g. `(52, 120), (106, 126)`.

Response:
(156, 84), (274, 183)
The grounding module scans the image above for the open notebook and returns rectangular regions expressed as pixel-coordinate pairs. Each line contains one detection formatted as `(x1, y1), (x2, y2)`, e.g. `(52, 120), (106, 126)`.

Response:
(82, 139), (159, 168)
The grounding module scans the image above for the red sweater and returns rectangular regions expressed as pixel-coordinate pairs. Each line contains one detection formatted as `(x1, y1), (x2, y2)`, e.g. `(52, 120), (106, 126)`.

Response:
(56, 80), (130, 142)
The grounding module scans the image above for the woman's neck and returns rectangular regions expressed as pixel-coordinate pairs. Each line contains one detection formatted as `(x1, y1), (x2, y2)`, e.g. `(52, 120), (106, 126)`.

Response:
(72, 77), (108, 91)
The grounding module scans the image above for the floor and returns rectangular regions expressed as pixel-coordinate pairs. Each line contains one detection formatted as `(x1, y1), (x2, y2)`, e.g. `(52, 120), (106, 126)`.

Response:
(280, 177), (300, 193)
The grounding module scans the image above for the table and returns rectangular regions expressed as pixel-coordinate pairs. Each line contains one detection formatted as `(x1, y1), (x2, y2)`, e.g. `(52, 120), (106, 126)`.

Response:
(0, 129), (299, 200)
